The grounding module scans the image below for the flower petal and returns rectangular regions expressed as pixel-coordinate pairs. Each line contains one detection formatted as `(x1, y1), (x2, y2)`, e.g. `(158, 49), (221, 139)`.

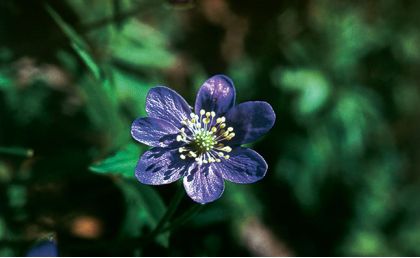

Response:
(26, 240), (58, 257)
(131, 117), (180, 147)
(225, 101), (275, 145)
(216, 147), (267, 184)
(136, 147), (190, 185)
(146, 86), (192, 128)
(195, 75), (236, 116)
(183, 163), (225, 204)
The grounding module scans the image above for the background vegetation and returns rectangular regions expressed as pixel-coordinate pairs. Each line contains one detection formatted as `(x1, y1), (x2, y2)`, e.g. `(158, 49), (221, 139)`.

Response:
(1, 0), (420, 256)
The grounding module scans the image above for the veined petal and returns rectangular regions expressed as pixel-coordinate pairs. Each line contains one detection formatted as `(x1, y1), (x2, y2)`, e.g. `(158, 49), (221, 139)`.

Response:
(146, 86), (192, 128)
(217, 147), (267, 184)
(225, 101), (275, 145)
(183, 163), (225, 204)
(131, 117), (180, 147)
(195, 75), (236, 116)
(136, 147), (190, 185)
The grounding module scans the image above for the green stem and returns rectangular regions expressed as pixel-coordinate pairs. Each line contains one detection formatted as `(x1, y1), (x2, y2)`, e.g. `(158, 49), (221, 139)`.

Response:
(148, 184), (185, 239)
(160, 204), (204, 234)
(0, 147), (33, 157)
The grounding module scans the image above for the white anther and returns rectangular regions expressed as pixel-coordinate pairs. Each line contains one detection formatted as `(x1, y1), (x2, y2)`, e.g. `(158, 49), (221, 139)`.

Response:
(180, 154), (186, 160)
(222, 146), (232, 152)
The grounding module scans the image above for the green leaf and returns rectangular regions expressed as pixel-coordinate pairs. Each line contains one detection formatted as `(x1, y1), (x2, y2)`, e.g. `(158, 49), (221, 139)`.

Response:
(109, 20), (175, 69)
(110, 68), (151, 117)
(277, 69), (330, 116)
(89, 143), (143, 178)
(45, 5), (106, 82)
(115, 178), (169, 247)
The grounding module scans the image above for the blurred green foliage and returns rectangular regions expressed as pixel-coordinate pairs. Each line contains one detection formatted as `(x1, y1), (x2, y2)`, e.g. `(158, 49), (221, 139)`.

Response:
(1, 0), (420, 256)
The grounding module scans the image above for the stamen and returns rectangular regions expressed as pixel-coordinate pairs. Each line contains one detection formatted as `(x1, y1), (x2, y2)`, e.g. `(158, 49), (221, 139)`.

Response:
(189, 151), (197, 158)
(176, 109), (235, 164)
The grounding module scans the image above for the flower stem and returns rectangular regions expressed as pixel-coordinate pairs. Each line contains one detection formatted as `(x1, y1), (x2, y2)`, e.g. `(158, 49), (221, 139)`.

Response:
(0, 147), (33, 157)
(160, 204), (204, 234)
(148, 184), (185, 239)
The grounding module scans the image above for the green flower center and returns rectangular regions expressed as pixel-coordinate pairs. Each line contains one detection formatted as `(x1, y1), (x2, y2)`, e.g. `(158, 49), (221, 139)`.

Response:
(193, 129), (216, 153)
(176, 109), (235, 164)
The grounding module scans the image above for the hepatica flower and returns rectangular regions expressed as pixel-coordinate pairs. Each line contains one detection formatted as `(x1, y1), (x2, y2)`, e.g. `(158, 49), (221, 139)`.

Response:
(131, 75), (275, 204)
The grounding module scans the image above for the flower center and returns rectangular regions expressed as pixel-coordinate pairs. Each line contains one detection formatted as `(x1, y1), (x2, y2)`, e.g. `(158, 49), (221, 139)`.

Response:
(176, 109), (235, 165)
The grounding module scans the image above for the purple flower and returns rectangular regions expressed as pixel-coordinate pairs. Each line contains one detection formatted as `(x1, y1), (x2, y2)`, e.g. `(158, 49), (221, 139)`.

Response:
(26, 240), (58, 257)
(131, 75), (275, 204)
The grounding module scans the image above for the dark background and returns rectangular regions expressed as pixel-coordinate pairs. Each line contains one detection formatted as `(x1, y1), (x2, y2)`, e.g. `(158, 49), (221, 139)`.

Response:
(1, 0), (420, 256)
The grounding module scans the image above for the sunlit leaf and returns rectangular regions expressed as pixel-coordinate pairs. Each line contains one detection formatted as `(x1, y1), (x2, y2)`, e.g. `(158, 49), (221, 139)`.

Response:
(90, 143), (143, 178)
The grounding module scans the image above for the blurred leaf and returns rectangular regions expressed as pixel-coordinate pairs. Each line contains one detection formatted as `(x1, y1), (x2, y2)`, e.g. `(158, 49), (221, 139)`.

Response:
(90, 143), (143, 178)
(71, 42), (103, 82)
(78, 75), (127, 150)
(0, 217), (5, 240)
(228, 56), (257, 100)
(45, 5), (88, 50)
(397, 30), (420, 63)
(46, 5), (108, 86)
(396, 221), (420, 254)
(0, 147), (34, 158)
(277, 69), (330, 117)
(310, 1), (387, 74)
(0, 162), (11, 183)
(343, 230), (389, 256)
(223, 183), (262, 219)
(110, 68), (151, 117)
(109, 20), (176, 69)
(0, 248), (14, 257)
(7, 184), (26, 208)
(115, 178), (169, 247)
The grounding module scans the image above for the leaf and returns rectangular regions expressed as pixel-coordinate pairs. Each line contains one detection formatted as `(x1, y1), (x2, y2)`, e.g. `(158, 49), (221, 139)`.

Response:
(115, 178), (169, 247)
(277, 69), (330, 117)
(110, 68), (151, 117)
(45, 5), (106, 83)
(109, 20), (175, 69)
(89, 143), (143, 178)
